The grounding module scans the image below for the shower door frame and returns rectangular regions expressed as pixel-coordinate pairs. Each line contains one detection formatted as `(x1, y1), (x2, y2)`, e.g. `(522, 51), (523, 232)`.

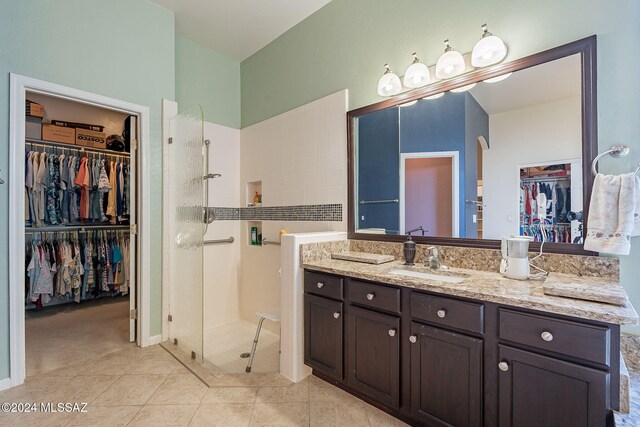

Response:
(6, 74), (152, 390)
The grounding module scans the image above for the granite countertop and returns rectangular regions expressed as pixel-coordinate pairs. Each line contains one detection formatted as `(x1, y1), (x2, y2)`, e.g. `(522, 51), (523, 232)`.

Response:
(302, 259), (639, 325)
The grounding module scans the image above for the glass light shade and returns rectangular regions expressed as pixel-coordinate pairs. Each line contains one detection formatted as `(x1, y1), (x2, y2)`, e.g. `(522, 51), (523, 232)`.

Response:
(472, 34), (507, 67)
(423, 92), (445, 100)
(399, 100), (418, 107)
(484, 72), (512, 83)
(377, 67), (402, 96)
(403, 62), (430, 88)
(450, 83), (476, 93)
(435, 49), (465, 79)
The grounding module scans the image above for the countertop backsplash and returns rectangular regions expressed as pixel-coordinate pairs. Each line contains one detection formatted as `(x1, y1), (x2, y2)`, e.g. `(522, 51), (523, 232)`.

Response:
(301, 239), (620, 280)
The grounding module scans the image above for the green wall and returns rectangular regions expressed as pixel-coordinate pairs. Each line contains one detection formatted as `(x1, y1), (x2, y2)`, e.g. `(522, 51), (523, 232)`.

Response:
(241, 0), (640, 332)
(0, 0), (175, 380)
(176, 36), (241, 129)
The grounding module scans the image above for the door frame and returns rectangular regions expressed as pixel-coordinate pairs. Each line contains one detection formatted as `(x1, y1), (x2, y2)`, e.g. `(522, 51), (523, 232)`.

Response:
(399, 151), (460, 237)
(7, 74), (152, 389)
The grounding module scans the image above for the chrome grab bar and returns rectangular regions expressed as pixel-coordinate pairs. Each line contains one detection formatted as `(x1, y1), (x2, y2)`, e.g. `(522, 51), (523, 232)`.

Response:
(262, 238), (281, 246)
(359, 199), (399, 205)
(204, 236), (234, 245)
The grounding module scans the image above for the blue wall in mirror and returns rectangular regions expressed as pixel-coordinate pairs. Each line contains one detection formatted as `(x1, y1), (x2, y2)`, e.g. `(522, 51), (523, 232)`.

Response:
(357, 92), (489, 237)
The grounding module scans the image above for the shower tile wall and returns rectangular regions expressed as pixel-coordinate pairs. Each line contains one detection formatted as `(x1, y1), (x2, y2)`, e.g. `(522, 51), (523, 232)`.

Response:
(239, 90), (348, 334)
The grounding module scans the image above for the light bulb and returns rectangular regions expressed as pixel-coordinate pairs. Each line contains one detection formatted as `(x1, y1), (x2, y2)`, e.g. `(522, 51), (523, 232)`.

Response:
(451, 83), (476, 93)
(403, 53), (430, 88)
(377, 64), (402, 96)
(423, 92), (444, 100)
(484, 72), (512, 83)
(472, 24), (507, 67)
(435, 40), (466, 79)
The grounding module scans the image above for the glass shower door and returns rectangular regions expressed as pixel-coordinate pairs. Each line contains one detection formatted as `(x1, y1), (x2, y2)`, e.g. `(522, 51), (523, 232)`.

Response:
(167, 105), (205, 363)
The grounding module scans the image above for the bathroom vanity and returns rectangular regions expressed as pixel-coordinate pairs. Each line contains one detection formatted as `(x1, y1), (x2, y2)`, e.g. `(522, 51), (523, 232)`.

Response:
(302, 258), (637, 427)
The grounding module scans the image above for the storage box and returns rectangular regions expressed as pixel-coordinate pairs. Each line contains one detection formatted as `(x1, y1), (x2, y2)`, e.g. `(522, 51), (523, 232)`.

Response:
(26, 100), (44, 118)
(75, 128), (106, 149)
(42, 124), (75, 144)
(25, 116), (42, 140)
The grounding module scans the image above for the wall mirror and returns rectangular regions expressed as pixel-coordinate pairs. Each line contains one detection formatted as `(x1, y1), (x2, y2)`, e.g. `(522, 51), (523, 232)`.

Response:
(348, 36), (597, 254)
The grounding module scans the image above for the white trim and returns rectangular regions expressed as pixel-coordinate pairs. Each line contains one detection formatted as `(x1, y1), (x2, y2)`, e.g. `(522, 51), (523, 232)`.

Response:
(0, 377), (12, 392)
(149, 334), (163, 346)
(8, 74), (152, 388)
(399, 151), (460, 237)
(161, 99), (178, 342)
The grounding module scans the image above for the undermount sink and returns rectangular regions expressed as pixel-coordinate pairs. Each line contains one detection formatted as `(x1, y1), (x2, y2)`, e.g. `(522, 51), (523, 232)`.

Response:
(388, 269), (466, 283)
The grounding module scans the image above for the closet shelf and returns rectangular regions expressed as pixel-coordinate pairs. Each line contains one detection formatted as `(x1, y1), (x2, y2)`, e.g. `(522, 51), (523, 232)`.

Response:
(25, 224), (130, 233)
(26, 137), (130, 158)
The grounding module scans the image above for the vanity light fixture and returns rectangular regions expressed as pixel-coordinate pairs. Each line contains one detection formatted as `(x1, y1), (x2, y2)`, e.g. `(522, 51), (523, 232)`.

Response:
(399, 100), (418, 107)
(403, 53), (431, 88)
(450, 83), (477, 93)
(423, 92), (445, 100)
(472, 24), (508, 67)
(435, 40), (466, 79)
(484, 72), (512, 83)
(377, 64), (403, 96)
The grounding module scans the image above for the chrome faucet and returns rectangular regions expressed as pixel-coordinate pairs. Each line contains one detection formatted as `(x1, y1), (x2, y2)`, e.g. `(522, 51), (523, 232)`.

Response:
(426, 246), (442, 269)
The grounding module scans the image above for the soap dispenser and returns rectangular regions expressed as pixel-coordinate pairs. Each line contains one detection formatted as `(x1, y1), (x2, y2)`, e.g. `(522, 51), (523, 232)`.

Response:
(404, 236), (416, 265)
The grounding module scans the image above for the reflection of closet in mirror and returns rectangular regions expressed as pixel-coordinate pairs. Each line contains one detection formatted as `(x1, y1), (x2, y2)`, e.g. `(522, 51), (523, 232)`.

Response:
(519, 162), (583, 243)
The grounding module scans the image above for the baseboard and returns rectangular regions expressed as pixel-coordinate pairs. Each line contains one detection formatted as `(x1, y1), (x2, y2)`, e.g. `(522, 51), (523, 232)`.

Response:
(0, 377), (12, 392)
(149, 334), (162, 346)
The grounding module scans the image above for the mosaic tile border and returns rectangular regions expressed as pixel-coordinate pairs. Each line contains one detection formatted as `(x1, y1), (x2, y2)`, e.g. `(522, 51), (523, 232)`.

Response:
(208, 204), (342, 222)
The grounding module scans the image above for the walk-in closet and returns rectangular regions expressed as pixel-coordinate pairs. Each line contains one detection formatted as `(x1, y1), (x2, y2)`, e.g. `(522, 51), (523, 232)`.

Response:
(22, 92), (138, 376)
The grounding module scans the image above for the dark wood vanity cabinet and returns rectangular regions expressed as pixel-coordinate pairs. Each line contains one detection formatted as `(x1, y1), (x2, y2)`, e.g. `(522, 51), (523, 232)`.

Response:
(303, 270), (619, 427)
(410, 322), (483, 427)
(347, 305), (400, 408)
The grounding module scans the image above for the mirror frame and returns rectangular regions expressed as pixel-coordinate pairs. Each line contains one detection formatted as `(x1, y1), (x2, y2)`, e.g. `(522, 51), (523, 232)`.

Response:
(347, 36), (597, 255)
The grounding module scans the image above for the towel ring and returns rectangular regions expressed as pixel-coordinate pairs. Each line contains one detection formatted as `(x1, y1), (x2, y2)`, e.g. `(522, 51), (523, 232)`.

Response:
(591, 144), (640, 175)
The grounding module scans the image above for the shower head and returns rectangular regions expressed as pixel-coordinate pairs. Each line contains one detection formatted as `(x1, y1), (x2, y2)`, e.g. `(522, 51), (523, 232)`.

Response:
(203, 173), (222, 180)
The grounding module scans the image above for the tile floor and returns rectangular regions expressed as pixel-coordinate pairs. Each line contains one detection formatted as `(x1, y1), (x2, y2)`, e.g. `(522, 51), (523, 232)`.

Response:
(0, 344), (408, 426)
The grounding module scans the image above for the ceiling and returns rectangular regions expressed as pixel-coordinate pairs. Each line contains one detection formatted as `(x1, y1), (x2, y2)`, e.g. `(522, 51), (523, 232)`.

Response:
(469, 53), (582, 115)
(152, 0), (331, 62)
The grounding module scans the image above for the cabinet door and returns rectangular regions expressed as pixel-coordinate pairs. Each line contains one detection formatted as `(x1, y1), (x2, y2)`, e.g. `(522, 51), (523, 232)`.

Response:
(498, 345), (609, 427)
(347, 305), (400, 408)
(410, 322), (483, 427)
(304, 294), (343, 380)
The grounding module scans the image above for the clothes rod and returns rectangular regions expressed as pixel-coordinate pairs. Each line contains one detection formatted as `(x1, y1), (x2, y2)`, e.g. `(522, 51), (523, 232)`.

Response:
(26, 137), (131, 158)
(261, 238), (281, 246)
(359, 199), (399, 205)
(25, 225), (130, 233)
(204, 236), (234, 245)
(520, 175), (571, 183)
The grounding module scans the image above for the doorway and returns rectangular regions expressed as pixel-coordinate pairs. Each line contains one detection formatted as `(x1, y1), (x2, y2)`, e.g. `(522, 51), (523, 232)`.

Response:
(6, 74), (152, 389)
(399, 151), (460, 237)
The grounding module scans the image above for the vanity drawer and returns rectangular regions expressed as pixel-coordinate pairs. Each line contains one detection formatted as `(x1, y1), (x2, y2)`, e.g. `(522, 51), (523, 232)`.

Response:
(411, 293), (484, 334)
(348, 280), (401, 314)
(304, 271), (343, 301)
(498, 309), (611, 366)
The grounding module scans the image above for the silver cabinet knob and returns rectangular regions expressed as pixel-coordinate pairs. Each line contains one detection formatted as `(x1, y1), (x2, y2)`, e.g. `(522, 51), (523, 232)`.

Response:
(333, 312), (340, 319)
(499, 361), (509, 372)
(437, 309), (446, 318)
(366, 293), (375, 301)
(541, 331), (553, 342)
(409, 335), (417, 344)
(388, 329), (396, 337)
(317, 282), (324, 289)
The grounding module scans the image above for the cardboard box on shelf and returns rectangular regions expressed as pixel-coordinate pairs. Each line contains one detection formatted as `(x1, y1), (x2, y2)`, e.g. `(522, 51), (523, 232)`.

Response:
(76, 128), (106, 149)
(42, 124), (75, 145)
(25, 116), (42, 140)
(26, 100), (44, 118)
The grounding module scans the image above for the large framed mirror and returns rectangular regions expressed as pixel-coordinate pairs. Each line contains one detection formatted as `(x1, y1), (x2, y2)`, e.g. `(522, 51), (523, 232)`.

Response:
(348, 36), (597, 255)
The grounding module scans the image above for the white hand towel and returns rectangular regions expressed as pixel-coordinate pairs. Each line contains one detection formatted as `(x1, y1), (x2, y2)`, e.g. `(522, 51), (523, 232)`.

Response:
(584, 173), (640, 255)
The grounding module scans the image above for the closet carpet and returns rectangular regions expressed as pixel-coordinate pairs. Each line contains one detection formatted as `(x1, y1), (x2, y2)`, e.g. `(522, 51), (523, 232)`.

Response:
(26, 298), (131, 377)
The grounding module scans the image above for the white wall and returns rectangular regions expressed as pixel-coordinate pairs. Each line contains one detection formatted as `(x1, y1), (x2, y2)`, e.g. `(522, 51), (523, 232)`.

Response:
(239, 90), (348, 333)
(203, 122), (241, 331)
(483, 96), (582, 239)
